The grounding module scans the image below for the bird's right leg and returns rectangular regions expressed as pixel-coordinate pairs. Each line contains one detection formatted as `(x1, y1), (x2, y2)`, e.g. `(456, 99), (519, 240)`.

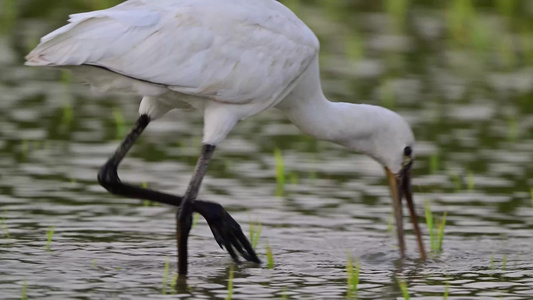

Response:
(97, 114), (259, 264)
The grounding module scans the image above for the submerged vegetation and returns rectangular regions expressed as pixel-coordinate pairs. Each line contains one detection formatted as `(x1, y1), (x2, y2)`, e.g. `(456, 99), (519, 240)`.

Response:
(249, 219), (262, 250)
(162, 257), (170, 294)
(346, 254), (360, 298)
(274, 148), (286, 196)
(425, 202), (447, 254)
(45, 226), (54, 252)
(21, 279), (27, 300)
(226, 265), (234, 300)
(266, 243), (274, 269)
(396, 278), (410, 300)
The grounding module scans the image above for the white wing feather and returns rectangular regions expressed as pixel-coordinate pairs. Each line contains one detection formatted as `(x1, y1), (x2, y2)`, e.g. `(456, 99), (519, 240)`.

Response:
(26, 0), (319, 104)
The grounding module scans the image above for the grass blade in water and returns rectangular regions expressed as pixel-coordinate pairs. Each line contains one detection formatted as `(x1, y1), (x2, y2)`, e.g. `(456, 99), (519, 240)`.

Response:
(424, 201), (435, 250)
(162, 256), (170, 294)
(274, 148), (285, 196)
(396, 278), (410, 300)
(249, 219), (262, 250)
(266, 243), (274, 269)
(502, 254), (508, 271)
(437, 211), (447, 252)
(346, 254), (360, 298)
(226, 265), (234, 300)
(46, 226), (54, 252)
(21, 279), (27, 300)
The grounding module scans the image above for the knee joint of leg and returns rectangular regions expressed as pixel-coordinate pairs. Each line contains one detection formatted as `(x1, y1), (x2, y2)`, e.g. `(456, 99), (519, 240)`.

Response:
(97, 163), (120, 192)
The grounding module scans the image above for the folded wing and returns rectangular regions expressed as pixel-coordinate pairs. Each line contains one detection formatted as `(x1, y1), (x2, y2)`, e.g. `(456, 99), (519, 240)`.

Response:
(26, 0), (319, 104)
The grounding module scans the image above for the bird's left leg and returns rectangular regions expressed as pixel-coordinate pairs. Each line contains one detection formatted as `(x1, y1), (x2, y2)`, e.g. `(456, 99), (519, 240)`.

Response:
(177, 144), (215, 276)
(98, 114), (259, 266)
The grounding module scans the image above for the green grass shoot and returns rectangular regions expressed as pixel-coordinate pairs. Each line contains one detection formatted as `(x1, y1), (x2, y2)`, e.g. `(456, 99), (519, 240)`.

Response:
(112, 108), (126, 140)
(162, 256), (170, 294)
(91, 259), (97, 268)
(437, 212), (447, 251)
(396, 278), (410, 300)
(387, 212), (394, 233)
(430, 152), (440, 174)
(443, 282), (449, 300)
(226, 265), (234, 300)
(61, 103), (73, 127)
(425, 201), (447, 253)
(192, 213), (199, 229)
(490, 254), (495, 270)
(502, 254), (508, 270)
(46, 226), (54, 252)
(281, 287), (288, 300)
(21, 279), (27, 300)
(425, 201), (434, 249)
(467, 172), (474, 191)
(274, 148), (285, 196)
(140, 182), (156, 207)
(346, 254), (360, 298)
(249, 219), (262, 249)
(266, 243), (274, 269)
(169, 274), (179, 293)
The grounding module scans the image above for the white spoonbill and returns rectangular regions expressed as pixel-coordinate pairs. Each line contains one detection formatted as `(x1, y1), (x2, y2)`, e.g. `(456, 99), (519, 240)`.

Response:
(26, 0), (426, 275)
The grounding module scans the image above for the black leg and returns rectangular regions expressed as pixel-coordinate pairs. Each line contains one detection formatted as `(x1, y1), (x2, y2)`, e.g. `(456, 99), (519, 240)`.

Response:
(177, 144), (215, 275)
(97, 115), (260, 269)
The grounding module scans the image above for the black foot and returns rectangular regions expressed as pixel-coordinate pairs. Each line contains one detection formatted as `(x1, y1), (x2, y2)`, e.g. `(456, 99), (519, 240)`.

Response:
(194, 201), (261, 264)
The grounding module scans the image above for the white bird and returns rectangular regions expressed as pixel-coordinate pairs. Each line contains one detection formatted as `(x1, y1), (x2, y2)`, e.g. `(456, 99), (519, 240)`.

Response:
(26, 0), (426, 275)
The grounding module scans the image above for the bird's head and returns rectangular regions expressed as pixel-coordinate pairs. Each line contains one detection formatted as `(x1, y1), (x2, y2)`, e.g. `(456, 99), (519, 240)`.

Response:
(335, 104), (425, 258)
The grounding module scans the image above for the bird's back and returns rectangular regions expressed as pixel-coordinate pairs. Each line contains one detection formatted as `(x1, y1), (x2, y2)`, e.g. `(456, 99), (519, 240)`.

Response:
(26, 0), (319, 105)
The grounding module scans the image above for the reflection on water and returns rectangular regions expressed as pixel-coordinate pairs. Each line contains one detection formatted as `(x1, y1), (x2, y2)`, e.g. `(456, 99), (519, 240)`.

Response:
(1, 0), (533, 299)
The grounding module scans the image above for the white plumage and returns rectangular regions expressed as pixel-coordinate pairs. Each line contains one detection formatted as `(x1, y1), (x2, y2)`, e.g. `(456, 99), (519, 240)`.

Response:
(27, 0), (320, 144)
(26, 0), (418, 173)
(26, 0), (426, 261)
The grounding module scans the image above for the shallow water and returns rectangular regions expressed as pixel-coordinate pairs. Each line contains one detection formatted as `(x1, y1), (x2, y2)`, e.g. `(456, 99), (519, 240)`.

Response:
(1, 0), (533, 299)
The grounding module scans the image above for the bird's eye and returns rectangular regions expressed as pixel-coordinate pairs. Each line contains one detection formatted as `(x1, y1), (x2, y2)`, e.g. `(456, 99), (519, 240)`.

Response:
(403, 146), (412, 157)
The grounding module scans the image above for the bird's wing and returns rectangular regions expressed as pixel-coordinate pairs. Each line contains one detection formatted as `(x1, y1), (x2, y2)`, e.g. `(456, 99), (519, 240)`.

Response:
(26, 0), (319, 104)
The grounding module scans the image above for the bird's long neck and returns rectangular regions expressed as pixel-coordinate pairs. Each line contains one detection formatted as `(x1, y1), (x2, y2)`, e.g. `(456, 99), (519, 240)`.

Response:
(276, 58), (377, 152)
